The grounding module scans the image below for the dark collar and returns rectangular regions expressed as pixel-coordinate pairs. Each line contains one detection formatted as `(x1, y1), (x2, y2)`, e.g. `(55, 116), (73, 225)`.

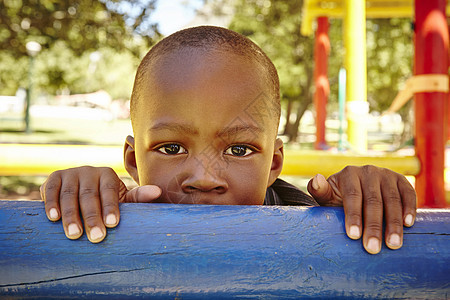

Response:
(264, 178), (318, 206)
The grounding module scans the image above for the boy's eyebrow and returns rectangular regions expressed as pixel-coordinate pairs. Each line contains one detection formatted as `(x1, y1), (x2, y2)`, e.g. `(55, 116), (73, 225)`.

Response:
(149, 122), (199, 135)
(218, 124), (263, 137)
(149, 122), (263, 137)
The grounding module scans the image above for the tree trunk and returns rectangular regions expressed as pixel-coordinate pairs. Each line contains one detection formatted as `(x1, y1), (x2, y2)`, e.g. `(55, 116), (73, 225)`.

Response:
(397, 102), (414, 149)
(289, 97), (312, 142)
(282, 98), (293, 135)
(288, 66), (314, 143)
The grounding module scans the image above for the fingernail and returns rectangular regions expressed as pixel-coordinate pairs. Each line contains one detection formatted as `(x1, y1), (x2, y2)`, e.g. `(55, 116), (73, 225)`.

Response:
(312, 175), (319, 190)
(348, 225), (360, 239)
(68, 223), (81, 237)
(90, 226), (104, 241)
(316, 174), (327, 188)
(367, 237), (381, 254)
(388, 233), (401, 248)
(105, 214), (117, 226)
(405, 214), (414, 227)
(49, 208), (59, 220)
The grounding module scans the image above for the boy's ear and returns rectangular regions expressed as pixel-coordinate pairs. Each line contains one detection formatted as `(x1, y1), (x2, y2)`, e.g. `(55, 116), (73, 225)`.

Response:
(124, 135), (139, 184)
(267, 138), (284, 187)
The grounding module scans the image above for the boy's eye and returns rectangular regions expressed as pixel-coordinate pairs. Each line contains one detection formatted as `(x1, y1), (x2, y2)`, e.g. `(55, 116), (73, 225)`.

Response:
(157, 144), (187, 155)
(224, 145), (254, 157)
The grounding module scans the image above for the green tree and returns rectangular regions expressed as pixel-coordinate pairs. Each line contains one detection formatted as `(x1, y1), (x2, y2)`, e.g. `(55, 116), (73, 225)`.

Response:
(366, 18), (414, 146)
(366, 18), (413, 111)
(0, 0), (160, 57)
(0, 0), (160, 97)
(229, 0), (314, 142)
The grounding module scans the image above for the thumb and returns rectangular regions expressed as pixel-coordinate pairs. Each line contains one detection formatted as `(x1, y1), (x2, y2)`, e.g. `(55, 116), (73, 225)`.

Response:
(307, 174), (334, 205)
(124, 185), (162, 203)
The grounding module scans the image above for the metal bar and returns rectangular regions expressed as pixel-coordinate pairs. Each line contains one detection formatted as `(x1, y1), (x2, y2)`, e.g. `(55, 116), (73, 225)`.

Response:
(314, 17), (330, 150)
(281, 150), (420, 177)
(344, 0), (368, 152)
(0, 144), (420, 178)
(0, 144), (128, 177)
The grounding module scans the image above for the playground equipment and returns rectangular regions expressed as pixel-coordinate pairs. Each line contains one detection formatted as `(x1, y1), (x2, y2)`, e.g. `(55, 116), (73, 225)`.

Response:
(0, 143), (420, 178)
(0, 144), (128, 177)
(1, 200), (449, 299)
(302, 0), (450, 207)
(313, 17), (330, 150)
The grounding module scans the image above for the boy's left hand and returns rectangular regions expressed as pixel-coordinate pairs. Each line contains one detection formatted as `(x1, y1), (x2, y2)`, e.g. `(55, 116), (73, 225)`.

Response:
(307, 165), (416, 254)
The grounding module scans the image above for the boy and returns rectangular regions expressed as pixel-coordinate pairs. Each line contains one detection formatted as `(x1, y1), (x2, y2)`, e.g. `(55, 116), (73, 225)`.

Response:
(41, 26), (416, 255)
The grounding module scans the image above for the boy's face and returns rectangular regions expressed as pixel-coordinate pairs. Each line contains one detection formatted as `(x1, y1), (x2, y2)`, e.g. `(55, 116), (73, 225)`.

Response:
(125, 48), (283, 205)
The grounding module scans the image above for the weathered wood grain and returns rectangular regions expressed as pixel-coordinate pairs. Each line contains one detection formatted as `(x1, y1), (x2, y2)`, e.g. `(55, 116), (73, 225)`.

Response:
(0, 200), (449, 299)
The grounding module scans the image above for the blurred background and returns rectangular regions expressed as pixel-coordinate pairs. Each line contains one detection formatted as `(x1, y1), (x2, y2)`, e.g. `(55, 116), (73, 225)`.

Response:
(0, 0), (415, 199)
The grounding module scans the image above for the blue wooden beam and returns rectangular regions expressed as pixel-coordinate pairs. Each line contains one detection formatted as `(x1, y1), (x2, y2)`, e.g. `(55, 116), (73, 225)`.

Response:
(0, 200), (449, 299)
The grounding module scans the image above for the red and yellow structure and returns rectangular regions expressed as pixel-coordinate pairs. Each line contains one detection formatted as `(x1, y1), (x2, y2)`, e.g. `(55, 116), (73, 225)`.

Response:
(303, 0), (450, 207)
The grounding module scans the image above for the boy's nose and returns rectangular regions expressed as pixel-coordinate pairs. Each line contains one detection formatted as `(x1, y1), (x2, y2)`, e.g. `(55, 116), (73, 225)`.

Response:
(181, 160), (228, 194)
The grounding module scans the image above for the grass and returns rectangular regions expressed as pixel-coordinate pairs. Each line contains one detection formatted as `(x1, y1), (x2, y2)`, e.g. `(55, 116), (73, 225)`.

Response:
(0, 114), (132, 145)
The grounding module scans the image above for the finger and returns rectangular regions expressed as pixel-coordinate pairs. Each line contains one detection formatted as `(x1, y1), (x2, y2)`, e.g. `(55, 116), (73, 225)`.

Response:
(338, 167), (364, 241)
(307, 174), (335, 205)
(78, 168), (106, 243)
(99, 169), (123, 228)
(398, 177), (417, 227)
(59, 172), (83, 240)
(360, 167), (383, 255)
(124, 185), (162, 203)
(381, 177), (404, 250)
(42, 172), (62, 222)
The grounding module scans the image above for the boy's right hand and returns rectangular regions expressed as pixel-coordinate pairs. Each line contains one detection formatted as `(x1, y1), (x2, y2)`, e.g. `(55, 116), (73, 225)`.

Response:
(40, 166), (161, 243)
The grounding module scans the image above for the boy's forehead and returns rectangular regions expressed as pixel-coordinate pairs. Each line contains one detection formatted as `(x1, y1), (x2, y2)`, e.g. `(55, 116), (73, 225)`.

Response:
(134, 48), (278, 136)
(152, 48), (262, 84)
(141, 48), (269, 105)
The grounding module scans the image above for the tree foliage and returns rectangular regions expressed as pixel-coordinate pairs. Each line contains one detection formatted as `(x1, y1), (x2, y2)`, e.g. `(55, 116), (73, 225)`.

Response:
(0, 0), (161, 98)
(366, 18), (413, 112)
(105, 0), (160, 39)
(229, 0), (314, 141)
(28, 42), (141, 99)
(0, 0), (160, 57)
(228, 0), (414, 143)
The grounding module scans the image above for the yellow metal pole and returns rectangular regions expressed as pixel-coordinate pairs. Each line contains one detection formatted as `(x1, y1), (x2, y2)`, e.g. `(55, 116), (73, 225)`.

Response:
(0, 144), (129, 177)
(0, 144), (420, 179)
(281, 150), (420, 178)
(344, 0), (368, 152)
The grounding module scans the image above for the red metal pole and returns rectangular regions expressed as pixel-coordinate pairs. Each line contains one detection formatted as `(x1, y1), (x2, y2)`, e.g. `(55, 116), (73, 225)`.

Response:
(448, 22), (450, 141)
(314, 17), (330, 150)
(414, 0), (448, 207)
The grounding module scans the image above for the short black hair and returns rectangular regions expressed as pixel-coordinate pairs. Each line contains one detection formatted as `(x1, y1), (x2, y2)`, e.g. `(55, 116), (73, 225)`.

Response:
(130, 26), (280, 128)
